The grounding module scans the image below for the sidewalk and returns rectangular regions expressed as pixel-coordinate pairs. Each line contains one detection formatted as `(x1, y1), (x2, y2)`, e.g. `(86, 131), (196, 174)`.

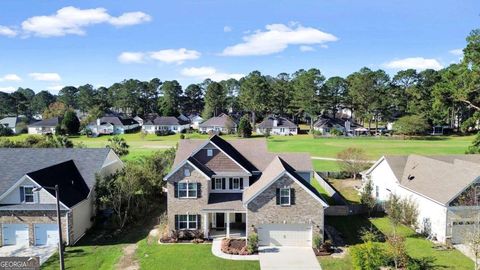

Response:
(211, 238), (259, 261)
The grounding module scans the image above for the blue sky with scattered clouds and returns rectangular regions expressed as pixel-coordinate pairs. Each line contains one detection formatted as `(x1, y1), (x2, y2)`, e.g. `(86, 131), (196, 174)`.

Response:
(0, 0), (478, 93)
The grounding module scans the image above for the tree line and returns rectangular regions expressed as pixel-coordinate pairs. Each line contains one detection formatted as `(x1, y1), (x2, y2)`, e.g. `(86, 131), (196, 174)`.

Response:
(1, 29), (479, 132)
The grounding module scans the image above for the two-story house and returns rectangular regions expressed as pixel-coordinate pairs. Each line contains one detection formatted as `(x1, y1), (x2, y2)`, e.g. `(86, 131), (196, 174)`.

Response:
(164, 135), (328, 247)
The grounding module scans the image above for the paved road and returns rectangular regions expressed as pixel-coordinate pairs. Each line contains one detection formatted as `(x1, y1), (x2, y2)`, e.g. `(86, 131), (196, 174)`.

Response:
(258, 246), (321, 270)
(0, 245), (57, 265)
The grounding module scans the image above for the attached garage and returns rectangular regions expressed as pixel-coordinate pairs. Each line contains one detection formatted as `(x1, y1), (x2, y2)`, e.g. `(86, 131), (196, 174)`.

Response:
(2, 224), (29, 246)
(34, 224), (59, 246)
(258, 224), (312, 247)
(451, 221), (477, 244)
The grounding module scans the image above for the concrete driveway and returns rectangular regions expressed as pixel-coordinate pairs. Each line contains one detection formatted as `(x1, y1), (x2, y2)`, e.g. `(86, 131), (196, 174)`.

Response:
(0, 245), (57, 264)
(258, 246), (321, 270)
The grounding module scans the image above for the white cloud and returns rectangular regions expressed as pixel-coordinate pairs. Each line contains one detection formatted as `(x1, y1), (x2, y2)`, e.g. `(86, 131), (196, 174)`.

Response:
(299, 45), (315, 52)
(221, 22), (338, 56)
(118, 52), (146, 63)
(21, 6), (151, 37)
(149, 48), (200, 64)
(0, 74), (21, 82)
(29, 72), (62, 81)
(320, 44), (329, 49)
(223, 26), (232, 32)
(449, 48), (463, 56)
(0, 86), (16, 93)
(0, 26), (17, 37)
(384, 57), (444, 70)
(181, 66), (244, 81)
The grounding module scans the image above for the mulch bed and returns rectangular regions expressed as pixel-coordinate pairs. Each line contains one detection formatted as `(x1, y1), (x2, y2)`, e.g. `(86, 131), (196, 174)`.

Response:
(221, 238), (251, 255)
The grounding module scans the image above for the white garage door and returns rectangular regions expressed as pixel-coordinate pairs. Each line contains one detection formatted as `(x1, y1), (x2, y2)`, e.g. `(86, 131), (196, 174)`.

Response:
(2, 224), (29, 246)
(258, 224), (312, 247)
(452, 221), (477, 244)
(34, 224), (59, 246)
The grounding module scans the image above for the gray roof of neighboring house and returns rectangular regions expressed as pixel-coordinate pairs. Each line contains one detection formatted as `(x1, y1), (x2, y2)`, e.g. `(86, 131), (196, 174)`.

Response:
(257, 116), (297, 129)
(173, 138), (312, 173)
(205, 193), (244, 211)
(313, 116), (360, 129)
(199, 114), (237, 128)
(29, 117), (61, 127)
(0, 204), (68, 211)
(89, 116), (139, 127)
(378, 154), (480, 205)
(0, 148), (112, 196)
(0, 117), (18, 129)
(144, 116), (189, 126)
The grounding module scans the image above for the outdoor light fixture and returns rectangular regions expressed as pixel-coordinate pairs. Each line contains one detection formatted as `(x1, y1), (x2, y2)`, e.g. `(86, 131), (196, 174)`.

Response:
(33, 185), (65, 270)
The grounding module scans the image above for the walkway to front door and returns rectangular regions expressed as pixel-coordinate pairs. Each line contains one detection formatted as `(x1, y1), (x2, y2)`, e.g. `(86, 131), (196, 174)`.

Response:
(258, 246), (322, 270)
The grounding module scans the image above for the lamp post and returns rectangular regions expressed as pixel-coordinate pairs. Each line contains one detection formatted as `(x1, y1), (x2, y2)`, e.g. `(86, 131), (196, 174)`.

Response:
(33, 185), (65, 270)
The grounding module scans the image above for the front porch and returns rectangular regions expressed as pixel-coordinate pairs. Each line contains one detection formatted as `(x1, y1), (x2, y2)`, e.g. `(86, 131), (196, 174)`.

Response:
(203, 211), (246, 239)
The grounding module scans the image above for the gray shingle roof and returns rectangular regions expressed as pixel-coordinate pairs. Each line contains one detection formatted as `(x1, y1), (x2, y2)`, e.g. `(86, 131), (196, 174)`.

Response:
(0, 148), (112, 196)
(145, 116), (189, 126)
(89, 116), (139, 126)
(257, 116), (297, 129)
(29, 117), (61, 127)
(0, 117), (18, 129)
(199, 114), (237, 128)
(205, 193), (244, 211)
(0, 204), (68, 211)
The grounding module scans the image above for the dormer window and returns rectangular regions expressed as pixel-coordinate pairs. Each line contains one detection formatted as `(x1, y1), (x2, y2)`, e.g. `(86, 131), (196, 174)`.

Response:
(21, 186), (35, 203)
(207, 149), (213, 157)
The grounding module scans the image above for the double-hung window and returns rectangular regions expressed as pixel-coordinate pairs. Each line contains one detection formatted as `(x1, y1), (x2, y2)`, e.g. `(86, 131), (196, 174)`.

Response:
(280, 188), (291, 205)
(178, 214), (198, 230)
(23, 186), (34, 203)
(215, 178), (223, 190)
(232, 178), (241, 190)
(178, 182), (197, 198)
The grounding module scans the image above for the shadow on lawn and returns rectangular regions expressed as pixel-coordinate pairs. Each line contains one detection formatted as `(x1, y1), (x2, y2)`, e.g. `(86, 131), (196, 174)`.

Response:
(325, 213), (390, 245)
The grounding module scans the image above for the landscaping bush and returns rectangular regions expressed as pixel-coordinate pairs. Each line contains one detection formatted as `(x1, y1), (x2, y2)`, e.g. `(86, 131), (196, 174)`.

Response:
(313, 233), (322, 249)
(350, 241), (387, 270)
(179, 134), (185, 139)
(247, 232), (259, 254)
(330, 128), (343, 136)
(155, 129), (175, 136)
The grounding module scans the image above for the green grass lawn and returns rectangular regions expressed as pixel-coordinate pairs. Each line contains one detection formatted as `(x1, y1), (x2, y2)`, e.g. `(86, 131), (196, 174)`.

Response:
(311, 178), (336, 205)
(42, 245), (123, 270)
(320, 216), (474, 270)
(136, 241), (260, 270)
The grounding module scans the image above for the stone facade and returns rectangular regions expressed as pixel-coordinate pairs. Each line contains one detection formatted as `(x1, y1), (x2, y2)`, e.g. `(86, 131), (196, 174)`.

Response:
(167, 163), (210, 232)
(246, 174), (324, 236)
(0, 210), (72, 246)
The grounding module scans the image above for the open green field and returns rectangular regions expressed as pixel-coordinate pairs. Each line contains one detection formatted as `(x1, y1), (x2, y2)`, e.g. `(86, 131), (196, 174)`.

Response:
(11, 133), (474, 169)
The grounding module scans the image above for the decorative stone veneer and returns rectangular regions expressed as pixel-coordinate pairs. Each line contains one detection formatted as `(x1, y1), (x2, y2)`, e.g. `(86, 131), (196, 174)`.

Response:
(167, 163), (210, 233)
(247, 174), (324, 236)
(0, 210), (72, 246)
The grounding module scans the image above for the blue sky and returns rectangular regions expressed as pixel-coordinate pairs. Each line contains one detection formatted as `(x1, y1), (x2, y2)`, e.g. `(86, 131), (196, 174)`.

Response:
(0, 0), (478, 93)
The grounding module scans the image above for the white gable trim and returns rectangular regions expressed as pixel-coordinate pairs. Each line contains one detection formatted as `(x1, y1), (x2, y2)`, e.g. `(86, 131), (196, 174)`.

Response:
(364, 156), (386, 176)
(163, 159), (211, 181)
(244, 171), (329, 208)
(189, 138), (252, 176)
(0, 175), (71, 210)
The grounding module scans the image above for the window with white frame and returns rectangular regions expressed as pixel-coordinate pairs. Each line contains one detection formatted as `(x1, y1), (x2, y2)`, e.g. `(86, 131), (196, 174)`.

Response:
(184, 168), (190, 177)
(207, 149), (213, 157)
(232, 178), (241, 190)
(280, 188), (291, 205)
(214, 178), (222, 190)
(23, 186), (34, 203)
(177, 214), (198, 229)
(178, 182), (197, 198)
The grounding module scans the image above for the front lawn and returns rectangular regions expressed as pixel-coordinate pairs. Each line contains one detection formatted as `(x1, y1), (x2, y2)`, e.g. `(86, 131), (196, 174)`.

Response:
(136, 241), (260, 270)
(42, 245), (123, 270)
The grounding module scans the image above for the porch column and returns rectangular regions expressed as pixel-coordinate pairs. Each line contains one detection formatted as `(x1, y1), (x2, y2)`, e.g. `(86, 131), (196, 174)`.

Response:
(226, 212), (230, 238)
(203, 213), (209, 239)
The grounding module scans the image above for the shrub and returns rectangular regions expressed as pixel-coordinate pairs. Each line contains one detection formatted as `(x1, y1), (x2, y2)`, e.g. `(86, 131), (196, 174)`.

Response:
(360, 228), (381, 243)
(247, 232), (259, 254)
(401, 197), (419, 228)
(155, 130), (174, 136)
(313, 233), (322, 249)
(179, 134), (185, 139)
(350, 241), (387, 270)
(386, 234), (408, 269)
(330, 128), (343, 136)
(0, 125), (14, 136)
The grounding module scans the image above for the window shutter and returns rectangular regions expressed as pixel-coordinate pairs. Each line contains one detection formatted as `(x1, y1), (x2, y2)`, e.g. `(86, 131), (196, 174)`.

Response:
(197, 183), (201, 198)
(276, 188), (280, 205)
(290, 188), (295, 205)
(174, 183), (178, 198)
(174, 215), (179, 230)
(211, 179), (215, 190)
(19, 186), (24, 203)
(197, 215), (201, 229)
(240, 178), (244, 190)
(229, 178), (233, 189)
(222, 178), (226, 189)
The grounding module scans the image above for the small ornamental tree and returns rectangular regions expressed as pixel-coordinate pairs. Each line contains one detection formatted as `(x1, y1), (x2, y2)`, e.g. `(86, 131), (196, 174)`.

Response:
(107, 136), (130, 157)
(62, 110), (80, 134)
(387, 234), (408, 269)
(360, 177), (377, 218)
(393, 115), (429, 138)
(237, 115), (252, 138)
(336, 147), (369, 179)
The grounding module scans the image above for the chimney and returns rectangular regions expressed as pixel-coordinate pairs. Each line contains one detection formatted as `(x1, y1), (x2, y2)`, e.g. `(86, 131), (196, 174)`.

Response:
(273, 119), (278, 127)
(96, 118), (101, 126)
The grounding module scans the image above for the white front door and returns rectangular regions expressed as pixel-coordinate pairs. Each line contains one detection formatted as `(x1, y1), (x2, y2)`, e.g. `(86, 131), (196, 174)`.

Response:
(2, 224), (29, 246)
(258, 224), (312, 247)
(34, 224), (59, 246)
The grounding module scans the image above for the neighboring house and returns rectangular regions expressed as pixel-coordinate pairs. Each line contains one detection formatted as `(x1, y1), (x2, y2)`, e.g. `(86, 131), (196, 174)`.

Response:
(164, 135), (328, 247)
(87, 116), (140, 135)
(0, 117), (20, 134)
(142, 116), (190, 134)
(313, 116), (360, 136)
(363, 154), (480, 244)
(133, 116), (144, 126)
(256, 116), (298, 135)
(0, 148), (123, 247)
(28, 117), (61, 135)
(188, 114), (204, 130)
(199, 114), (237, 134)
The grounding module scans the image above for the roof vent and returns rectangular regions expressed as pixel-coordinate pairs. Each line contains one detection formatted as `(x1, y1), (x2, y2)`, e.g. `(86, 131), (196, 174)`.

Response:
(407, 174), (415, 181)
